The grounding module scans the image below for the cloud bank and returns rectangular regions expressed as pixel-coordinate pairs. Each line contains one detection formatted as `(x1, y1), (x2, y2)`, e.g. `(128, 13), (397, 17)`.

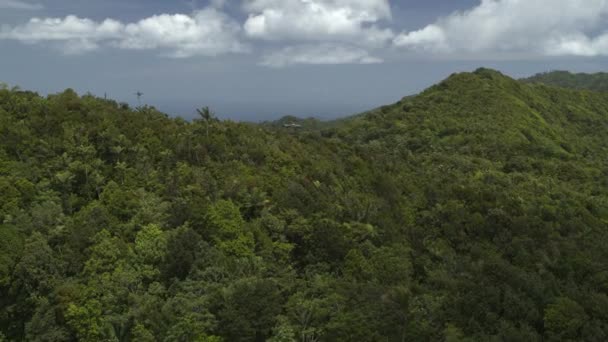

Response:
(0, 8), (248, 57)
(3, 0), (608, 66)
(261, 43), (383, 67)
(243, 0), (391, 66)
(0, 0), (392, 66)
(243, 0), (393, 46)
(394, 0), (608, 57)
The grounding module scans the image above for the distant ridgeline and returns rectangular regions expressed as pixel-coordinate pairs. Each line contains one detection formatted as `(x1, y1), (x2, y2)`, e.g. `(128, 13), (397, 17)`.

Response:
(1, 68), (608, 341)
(522, 70), (608, 92)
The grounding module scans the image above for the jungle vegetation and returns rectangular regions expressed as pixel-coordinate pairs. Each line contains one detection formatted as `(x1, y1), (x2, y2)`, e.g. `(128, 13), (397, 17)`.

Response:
(1, 68), (608, 341)
(523, 70), (608, 92)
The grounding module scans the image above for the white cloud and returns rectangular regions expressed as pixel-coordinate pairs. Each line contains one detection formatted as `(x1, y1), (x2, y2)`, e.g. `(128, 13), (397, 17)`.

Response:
(1, 16), (122, 43)
(394, 0), (608, 57)
(0, 8), (248, 57)
(0, 0), (42, 10)
(117, 10), (248, 57)
(0, 0), (393, 66)
(394, 25), (446, 52)
(261, 43), (383, 67)
(544, 33), (608, 57)
(243, 0), (392, 67)
(243, 0), (393, 47)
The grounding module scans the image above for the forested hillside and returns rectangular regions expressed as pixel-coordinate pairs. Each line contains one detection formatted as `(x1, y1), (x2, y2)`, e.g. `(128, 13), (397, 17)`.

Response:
(1, 68), (608, 341)
(523, 70), (608, 92)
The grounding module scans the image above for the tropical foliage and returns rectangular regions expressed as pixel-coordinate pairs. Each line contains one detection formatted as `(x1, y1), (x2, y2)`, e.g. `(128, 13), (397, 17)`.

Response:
(523, 70), (608, 92)
(1, 69), (608, 341)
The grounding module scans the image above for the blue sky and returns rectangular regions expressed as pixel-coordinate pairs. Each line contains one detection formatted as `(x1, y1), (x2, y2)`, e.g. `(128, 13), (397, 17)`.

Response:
(1, 0), (608, 120)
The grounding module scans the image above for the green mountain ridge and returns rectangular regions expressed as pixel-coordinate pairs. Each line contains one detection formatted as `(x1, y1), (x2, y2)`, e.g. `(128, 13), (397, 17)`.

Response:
(522, 70), (608, 92)
(1, 69), (608, 341)
(350, 68), (608, 153)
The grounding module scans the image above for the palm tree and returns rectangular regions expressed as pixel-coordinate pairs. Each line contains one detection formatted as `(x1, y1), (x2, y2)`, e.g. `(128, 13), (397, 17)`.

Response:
(135, 91), (143, 107)
(196, 106), (214, 138)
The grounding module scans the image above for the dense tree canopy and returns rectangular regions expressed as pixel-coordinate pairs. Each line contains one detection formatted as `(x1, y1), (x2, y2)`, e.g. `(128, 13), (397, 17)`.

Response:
(1, 69), (608, 341)
(522, 70), (608, 92)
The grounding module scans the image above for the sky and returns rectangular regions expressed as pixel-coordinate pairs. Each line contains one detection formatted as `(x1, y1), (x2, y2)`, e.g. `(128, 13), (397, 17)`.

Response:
(1, 0), (608, 121)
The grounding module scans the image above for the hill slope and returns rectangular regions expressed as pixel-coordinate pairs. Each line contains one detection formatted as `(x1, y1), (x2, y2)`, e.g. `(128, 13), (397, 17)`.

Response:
(1, 70), (608, 341)
(522, 70), (608, 92)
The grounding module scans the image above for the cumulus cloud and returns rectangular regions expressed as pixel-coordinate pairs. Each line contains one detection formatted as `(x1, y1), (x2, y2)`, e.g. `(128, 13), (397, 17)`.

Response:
(0, 8), (248, 57)
(261, 43), (382, 67)
(1, 16), (122, 42)
(5, 0), (608, 65)
(394, 0), (608, 57)
(116, 10), (248, 57)
(0, 0), (42, 10)
(243, 0), (392, 67)
(243, 0), (393, 47)
(0, 0), (395, 66)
